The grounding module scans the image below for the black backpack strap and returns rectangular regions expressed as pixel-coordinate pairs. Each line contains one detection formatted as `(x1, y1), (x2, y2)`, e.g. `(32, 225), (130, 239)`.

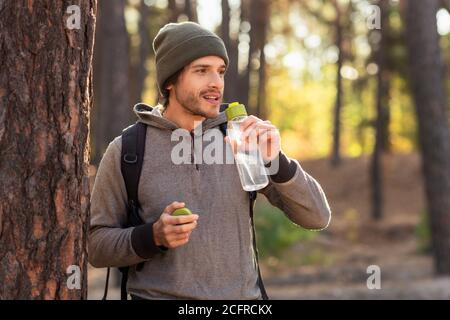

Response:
(219, 103), (268, 299)
(102, 122), (147, 301)
(101, 266), (110, 300)
(219, 103), (229, 113)
(121, 121), (147, 223)
(219, 103), (229, 137)
(248, 191), (269, 300)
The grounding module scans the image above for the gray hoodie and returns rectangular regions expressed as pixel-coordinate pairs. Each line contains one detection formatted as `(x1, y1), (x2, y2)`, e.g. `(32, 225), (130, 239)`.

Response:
(88, 103), (331, 300)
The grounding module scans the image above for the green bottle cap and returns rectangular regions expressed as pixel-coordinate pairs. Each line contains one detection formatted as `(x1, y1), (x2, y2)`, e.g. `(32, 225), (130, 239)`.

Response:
(225, 102), (247, 120)
(172, 207), (192, 216)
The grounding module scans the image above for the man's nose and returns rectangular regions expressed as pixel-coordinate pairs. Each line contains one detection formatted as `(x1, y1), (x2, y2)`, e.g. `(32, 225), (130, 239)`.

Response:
(208, 72), (224, 89)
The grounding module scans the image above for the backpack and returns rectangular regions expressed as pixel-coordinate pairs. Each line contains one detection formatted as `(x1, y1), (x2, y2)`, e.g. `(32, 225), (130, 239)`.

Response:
(101, 103), (268, 300)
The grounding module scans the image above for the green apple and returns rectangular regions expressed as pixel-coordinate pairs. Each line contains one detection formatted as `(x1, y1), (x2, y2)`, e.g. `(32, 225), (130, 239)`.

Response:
(172, 207), (192, 216)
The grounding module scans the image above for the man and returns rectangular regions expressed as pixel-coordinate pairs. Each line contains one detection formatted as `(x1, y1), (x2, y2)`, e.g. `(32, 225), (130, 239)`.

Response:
(89, 21), (331, 300)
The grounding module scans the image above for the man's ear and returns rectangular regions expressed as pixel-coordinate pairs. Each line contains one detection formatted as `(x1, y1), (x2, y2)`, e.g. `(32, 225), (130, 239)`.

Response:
(166, 84), (173, 90)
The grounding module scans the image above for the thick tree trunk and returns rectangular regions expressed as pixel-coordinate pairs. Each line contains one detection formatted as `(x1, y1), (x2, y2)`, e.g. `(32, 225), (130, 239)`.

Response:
(405, 0), (450, 274)
(92, 0), (132, 165)
(0, 0), (96, 298)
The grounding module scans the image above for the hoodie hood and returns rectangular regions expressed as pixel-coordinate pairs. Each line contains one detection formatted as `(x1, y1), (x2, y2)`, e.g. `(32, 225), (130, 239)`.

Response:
(133, 103), (228, 132)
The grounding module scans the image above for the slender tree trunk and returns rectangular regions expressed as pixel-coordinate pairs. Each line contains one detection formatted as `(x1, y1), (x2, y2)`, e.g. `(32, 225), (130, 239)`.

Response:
(238, 0), (255, 111)
(221, 0), (232, 101)
(0, 0), (96, 299)
(371, 0), (390, 220)
(378, 0), (391, 153)
(255, 0), (270, 119)
(131, 0), (151, 105)
(91, 2), (103, 167)
(221, 0), (231, 50)
(168, 0), (179, 23)
(405, 0), (450, 274)
(331, 1), (343, 166)
(221, 0), (239, 103)
(185, 0), (198, 22)
(92, 0), (132, 165)
(256, 47), (267, 119)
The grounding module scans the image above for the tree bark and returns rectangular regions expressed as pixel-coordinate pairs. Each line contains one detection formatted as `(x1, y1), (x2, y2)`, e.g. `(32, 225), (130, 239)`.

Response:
(405, 0), (450, 274)
(0, 0), (96, 299)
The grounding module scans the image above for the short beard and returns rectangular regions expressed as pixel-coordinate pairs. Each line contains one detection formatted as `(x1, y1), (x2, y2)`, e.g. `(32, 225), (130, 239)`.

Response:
(175, 89), (220, 119)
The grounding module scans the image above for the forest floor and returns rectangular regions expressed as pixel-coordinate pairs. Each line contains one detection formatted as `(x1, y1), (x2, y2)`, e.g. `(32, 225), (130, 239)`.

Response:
(262, 152), (450, 299)
(87, 152), (450, 300)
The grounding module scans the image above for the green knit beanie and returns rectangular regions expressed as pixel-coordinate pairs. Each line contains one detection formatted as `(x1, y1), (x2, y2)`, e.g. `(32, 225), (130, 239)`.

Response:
(152, 21), (229, 97)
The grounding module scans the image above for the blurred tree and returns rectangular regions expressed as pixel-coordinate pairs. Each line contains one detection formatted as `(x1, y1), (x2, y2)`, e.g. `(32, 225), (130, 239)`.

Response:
(440, 0), (450, 11)
(92, 0), (133, 165)
(0, 0), (96, 298)
(238, 0), (254, 111)
(238, 0), (270, 116)
(405, 0), (450, 274)
(368, 1), (414, 154)
(167, 0), (197, 23)
(168, 0), (180, 22)
(221, 0), (239, 103)
(330, 0), (344, 166)
(130, 0), (151, 105)
(254, 0), (270, 119)
(184, 0), (198, 22)
(330, 0), (353, 166)
(370, 0), (391, 220)
(299, 0), (353, 165)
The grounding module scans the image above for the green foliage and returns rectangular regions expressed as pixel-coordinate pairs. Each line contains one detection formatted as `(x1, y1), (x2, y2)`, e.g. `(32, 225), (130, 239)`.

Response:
(415, 210), (432, 254)
(254, 198), (317, 259)
(293, 248), (334, 267)
(267, 66), (335, 159)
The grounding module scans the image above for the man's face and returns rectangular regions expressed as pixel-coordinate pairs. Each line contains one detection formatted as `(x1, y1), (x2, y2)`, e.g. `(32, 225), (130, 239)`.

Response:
(167, 56), (226, 119)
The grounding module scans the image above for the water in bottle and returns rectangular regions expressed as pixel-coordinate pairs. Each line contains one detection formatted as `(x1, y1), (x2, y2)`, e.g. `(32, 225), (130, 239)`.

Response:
(224, 102), (269, 191)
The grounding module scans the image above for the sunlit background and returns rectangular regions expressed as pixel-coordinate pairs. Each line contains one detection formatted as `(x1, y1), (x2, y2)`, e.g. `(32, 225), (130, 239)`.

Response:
(115, 0), (450, 161)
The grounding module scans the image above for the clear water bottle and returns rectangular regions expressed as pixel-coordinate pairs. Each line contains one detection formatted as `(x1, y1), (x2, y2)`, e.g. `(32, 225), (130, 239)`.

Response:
(225, 102), (269, 191)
